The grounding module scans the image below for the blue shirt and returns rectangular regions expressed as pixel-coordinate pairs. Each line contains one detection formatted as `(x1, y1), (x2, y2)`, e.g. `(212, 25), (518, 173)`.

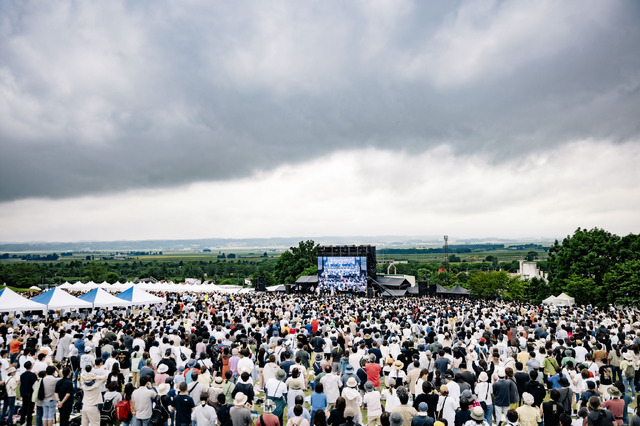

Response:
(310, 392), (327, 412)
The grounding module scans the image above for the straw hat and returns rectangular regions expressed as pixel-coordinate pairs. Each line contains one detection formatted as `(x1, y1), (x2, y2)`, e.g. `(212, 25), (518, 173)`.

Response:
(289, 381), (301, 390)
(346, 377), (358, 388)
(158, 364), (169, 373)
(157, 384), (170, 396)
(471, 406), (485, 421)
(393, 360), (404, 370)
(233, 393), (248, 406)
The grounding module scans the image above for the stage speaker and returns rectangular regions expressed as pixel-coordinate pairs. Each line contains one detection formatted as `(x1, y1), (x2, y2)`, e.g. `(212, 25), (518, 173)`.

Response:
(429, 284), (437, 297)
(285, 284), (291, 294)
(418, 281), (428, 297)
(367, 287), (374, 298)
(256, 276), (266, 292)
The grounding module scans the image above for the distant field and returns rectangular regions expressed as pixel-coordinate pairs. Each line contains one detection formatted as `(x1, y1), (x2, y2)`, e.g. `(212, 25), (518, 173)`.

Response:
(1, 246), (545, 265)
(378, 248), (548, 263)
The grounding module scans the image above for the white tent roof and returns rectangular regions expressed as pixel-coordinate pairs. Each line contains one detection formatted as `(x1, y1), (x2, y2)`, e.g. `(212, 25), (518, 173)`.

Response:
(555, 293), (576, 305)
(30, 287), (93, 310)
(78, 288), (133, 308)
(541, 295), (559, 305)
(0, 288), (47, 312)
(116, 286), (165, 306)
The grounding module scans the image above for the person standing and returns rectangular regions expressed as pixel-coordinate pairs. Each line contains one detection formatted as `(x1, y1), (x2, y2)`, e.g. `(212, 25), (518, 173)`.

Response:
(229, 393), (252, 426)
(492, 369), (514, 426)
(80, 369), (107, 426)
(131, 376), (157, 426)
(4, 367), (18, 426)
(173, 381), (196, 426)
(586, 396), (616, 426)
(41, 366), (59, 426)
(19, 361), (38, 426)
(55, 368), (74, 426)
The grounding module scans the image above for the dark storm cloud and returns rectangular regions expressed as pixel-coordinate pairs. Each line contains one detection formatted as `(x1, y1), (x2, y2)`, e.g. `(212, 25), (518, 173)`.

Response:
(1, 0), (639, 201)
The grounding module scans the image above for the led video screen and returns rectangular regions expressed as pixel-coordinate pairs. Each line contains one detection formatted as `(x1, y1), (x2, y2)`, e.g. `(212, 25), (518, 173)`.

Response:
(318, 256), (367, 292)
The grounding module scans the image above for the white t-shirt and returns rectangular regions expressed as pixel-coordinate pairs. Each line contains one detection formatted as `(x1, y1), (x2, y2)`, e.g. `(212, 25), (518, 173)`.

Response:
(363, 390), (383, 417)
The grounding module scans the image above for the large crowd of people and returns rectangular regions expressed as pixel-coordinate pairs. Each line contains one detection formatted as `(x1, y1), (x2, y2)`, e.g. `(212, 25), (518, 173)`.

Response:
(1, 290), (639, 426)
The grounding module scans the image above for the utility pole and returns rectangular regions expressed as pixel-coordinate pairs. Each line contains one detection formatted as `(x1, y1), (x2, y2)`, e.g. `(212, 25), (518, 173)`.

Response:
(444, 235), (449, 286)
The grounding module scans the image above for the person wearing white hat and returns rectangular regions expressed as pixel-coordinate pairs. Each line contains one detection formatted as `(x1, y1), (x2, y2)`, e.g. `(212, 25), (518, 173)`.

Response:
(620, 352), (636, 397)
(475, 371), (493, 425)
(230, 392), (252, 426)
(342, 377), (363, 424)
(515, 393), (541, 426)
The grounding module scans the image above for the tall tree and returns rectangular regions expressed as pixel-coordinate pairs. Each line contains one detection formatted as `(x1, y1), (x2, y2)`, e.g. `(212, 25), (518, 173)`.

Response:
(547, 227), (620, 295)
(273, 240), (319, 284)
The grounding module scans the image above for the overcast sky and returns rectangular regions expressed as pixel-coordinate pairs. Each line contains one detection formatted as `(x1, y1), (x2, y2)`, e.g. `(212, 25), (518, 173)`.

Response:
(1, 0), (639, 243)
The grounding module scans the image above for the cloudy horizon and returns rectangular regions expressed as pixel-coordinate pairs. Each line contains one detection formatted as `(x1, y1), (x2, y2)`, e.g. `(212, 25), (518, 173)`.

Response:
(1, 0), (639, 242)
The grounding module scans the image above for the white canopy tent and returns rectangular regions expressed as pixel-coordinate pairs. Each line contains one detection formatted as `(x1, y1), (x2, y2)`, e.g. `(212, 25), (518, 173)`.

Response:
(78, 288), (133, 308)
(555, 292), (576, 306)
(542, 293), (576, 306)
(0, 288), (47, 312)
(116, 286), (166, 306)
(30, 287), (93, 310)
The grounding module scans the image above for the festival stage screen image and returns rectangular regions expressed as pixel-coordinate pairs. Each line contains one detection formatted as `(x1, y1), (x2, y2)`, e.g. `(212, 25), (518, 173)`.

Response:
(318, 256), (367, 292)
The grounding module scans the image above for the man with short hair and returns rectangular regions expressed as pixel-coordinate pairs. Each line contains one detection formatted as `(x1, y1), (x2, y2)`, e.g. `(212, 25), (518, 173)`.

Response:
(55, 367), (75, 426)
(131, 376), (157, 426)
(173, 381), (196, 426)
(391, 391), (417, 426)
(320, 364), (343, 411)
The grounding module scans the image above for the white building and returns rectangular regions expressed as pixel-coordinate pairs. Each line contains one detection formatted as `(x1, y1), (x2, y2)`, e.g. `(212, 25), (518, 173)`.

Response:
(517, 260), (547, 281)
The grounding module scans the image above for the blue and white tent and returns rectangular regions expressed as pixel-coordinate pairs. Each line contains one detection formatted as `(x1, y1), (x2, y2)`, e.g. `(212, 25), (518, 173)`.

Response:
(78, 288), (132, 308)
(116, 286), (165, 306)
(0, 287), (47, 312)
(31, 287), (93, 310)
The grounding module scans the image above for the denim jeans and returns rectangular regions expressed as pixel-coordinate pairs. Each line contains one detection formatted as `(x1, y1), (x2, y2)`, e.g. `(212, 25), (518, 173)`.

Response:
(36, 406), (43, 426)
(5, 396), (15, 424)
(623, 376), (636, 396)
(134, 417), (152, 426)
(484, 404), (494, 425)
(42, 400), (57, 421)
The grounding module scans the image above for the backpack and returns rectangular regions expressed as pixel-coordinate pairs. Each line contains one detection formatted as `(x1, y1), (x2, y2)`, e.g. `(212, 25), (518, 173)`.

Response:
(625, 363), (635, 379)
(151, 395), (169, 425)
(114, 400), (131, 422)
(100, 398), (116, 424)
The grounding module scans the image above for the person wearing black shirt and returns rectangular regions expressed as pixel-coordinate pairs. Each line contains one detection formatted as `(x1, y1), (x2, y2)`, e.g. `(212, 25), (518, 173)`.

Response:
(328, 397), (346, 426)
(216, 393), (232, 426)
(19, 361), (38, 426)
(173, 382), (196, 426)
(542, 389), (565, 426)
(157, 349), (177, 377)
(523, 371), (546, 408)
(55, 368), (74, 426)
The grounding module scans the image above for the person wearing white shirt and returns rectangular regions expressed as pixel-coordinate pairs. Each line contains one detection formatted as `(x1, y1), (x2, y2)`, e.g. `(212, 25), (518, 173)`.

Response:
(192, 394), (217, 426)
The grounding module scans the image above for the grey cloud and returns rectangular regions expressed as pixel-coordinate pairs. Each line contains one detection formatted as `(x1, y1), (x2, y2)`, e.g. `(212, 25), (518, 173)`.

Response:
(1, 0), (639, 201)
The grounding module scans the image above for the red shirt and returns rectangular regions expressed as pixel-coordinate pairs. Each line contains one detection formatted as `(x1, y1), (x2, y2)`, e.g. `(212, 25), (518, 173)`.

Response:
(311, 320), (319, 334)
(365, 362), (382, 387)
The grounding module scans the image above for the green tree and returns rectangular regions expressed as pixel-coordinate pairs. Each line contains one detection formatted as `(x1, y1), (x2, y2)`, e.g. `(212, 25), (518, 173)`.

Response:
(562, 274), (597, 306)
(467, 270), (526, 301)
(430, 271), (458, 288)
(547, 227), (620, 293)
(604, 260), (640, 306)
(273, 240), (319, 284)
(525, 251), (538, 261)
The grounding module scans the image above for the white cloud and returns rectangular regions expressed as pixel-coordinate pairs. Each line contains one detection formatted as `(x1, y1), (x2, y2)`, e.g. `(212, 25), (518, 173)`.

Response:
(0, 140), (637, 242)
